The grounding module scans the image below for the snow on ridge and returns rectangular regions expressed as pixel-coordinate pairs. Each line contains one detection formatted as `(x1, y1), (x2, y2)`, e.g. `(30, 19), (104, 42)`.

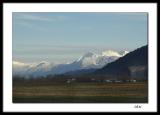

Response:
(13, 61), (28, 66)
(102, 50), (121, 57)
(119, 51), (129, 56)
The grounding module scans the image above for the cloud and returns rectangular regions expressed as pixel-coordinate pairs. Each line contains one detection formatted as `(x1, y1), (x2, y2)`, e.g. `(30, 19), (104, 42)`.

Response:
(15, 21), (33, 28)
(13, 13), (70, 22)
(14, 21), (47, 31)
(13, 13), (70, 30)
(13, 13), (53, 22)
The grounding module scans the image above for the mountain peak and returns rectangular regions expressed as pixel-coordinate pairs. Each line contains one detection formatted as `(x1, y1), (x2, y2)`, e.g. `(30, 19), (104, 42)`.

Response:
(83, 52), (95, 57)
(102, 50), (121, 57)
(119, 51), (129, 56)
(76, 52), (95, 62)
(35, 61), (49, 67)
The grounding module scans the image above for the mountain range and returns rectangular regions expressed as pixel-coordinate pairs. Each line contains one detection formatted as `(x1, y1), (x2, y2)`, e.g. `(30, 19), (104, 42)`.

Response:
(13, 50), (129, 77)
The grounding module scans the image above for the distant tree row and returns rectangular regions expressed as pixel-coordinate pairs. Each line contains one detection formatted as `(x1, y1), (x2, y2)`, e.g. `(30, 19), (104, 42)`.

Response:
(13, 73), (147, 84)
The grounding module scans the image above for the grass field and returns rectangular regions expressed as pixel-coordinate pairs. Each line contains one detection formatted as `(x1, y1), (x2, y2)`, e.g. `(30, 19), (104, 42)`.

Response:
(13, 81), (148, 103)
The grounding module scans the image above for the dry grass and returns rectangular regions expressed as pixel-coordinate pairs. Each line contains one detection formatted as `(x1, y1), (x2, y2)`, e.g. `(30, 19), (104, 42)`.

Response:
(13, 82), (148, 103)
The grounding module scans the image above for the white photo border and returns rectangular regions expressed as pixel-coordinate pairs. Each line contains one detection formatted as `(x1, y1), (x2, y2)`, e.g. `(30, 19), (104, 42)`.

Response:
(3, 3), (157, 112)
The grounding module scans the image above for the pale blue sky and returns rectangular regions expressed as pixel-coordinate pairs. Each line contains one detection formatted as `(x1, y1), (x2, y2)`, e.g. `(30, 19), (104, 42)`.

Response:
(13, 12), (147, 63)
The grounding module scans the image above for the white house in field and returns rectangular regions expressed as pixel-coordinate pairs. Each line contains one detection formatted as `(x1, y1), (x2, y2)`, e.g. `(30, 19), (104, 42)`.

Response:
(130, 79), (137, 82)
(105, 80), (112, 83)
(115, 80), (122, 83)
(66, 78), (76, 83)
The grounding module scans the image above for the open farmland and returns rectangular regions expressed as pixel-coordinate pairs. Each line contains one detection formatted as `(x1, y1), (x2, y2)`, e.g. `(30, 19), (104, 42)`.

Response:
(13, 81), (148, 103)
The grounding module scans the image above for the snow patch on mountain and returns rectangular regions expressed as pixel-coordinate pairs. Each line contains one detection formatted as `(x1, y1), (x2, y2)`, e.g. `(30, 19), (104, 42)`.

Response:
(119, 51), (129, 56)
(102, 50), (121, 57)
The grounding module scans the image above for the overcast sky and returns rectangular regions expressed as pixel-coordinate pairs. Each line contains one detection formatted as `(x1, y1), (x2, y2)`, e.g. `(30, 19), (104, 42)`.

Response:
(13, 12), (147, 63)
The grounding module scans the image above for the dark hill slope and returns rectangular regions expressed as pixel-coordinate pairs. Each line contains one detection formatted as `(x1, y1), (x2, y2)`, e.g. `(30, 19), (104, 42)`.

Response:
(94, 45), (148, 80)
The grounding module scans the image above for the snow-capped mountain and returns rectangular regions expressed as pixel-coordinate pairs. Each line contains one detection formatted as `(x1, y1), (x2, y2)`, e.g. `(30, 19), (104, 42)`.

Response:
(13, 61), (54, 77)
(13, 61), (30, 75)
(13, 50), (129, 77)
(76, 51), (118, 68)
(25, 61), (54, 76)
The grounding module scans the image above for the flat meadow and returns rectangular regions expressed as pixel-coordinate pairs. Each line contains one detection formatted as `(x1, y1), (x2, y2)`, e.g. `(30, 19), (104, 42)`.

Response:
(13, 80), (148, 103)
